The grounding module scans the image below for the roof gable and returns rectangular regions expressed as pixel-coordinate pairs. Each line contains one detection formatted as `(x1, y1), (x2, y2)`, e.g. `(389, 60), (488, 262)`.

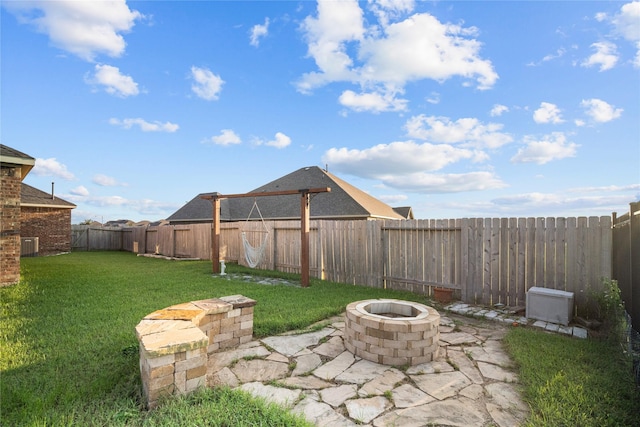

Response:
(167, 166), (406, 223)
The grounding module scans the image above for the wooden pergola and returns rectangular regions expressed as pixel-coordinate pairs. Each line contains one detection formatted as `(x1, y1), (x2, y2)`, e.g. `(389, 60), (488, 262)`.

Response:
(200, 187), (331, 287)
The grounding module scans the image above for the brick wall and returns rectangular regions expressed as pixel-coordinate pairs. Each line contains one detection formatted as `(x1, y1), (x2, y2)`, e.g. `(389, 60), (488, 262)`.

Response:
(21, 207), (72, 255)
(1, 166), (22, 286)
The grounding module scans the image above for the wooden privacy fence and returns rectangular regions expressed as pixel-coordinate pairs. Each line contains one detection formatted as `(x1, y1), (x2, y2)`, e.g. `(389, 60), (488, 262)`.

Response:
(72, 215), (613, 315)
(612, 202), (640, 330)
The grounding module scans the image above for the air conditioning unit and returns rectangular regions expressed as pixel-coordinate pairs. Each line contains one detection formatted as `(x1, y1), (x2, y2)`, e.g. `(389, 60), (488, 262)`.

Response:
(20, 237), (39, 257)
(526, 287), (574, 326)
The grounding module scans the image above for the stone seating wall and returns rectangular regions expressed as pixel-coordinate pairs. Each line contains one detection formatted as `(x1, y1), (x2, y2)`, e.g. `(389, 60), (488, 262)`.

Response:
(135, 295), (256, 409)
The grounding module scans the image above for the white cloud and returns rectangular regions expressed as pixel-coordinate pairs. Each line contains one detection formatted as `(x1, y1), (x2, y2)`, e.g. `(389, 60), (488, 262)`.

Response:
(323, 139), (506, 193)
(358, 13), (498, 90)
(595, 12), (608, 22)
(490, 104), (509, 117)
(339, 89), (408, 113)
(491, 189), (636, 214)
(87, 64), (139, 97)
(580, 98), (623, 123)
(250, 18), (270, 47)
(379, 171), (507, 193)
(369, 0), (415, 27)
(378, 194), (409, 204)
(404, 115), (513, 149)
(426, 92), (440, 104)
(323, 140), (475, 177)
(297, 1), (497, 112)
(570, 183), (640, 193)
(70, 185), (89, 196)
(298, 0), (364, 93)
(581, 41), (619, 71)
(533, 102), (564, 124)
(207, 129), (242, 146)
(612, 1), (640, 67)
(190, 66), (224, 100)
(109, 118), (179, 132)
(4, 0), (143, 61)
(93, 174), (127, 187)
(64, 193), (180, 216)
(33, 157), (75, 180)
(511, 132), (579, 164)
(543, 48), (566, 62)
(264, 132), (292, 149)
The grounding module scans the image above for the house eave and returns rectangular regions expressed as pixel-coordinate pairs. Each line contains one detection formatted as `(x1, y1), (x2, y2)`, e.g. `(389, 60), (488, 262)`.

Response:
(21, 203), (76, 210)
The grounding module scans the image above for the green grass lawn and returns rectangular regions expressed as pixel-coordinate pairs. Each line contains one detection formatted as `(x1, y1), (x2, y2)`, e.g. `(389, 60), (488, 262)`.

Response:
(1, 251), (425, 426)
(504, 327), (640, 427)
(2, 251), (638, 426)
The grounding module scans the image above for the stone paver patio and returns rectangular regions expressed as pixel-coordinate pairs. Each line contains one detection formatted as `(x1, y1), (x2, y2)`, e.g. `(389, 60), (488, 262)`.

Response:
(206, 310), (530, 426)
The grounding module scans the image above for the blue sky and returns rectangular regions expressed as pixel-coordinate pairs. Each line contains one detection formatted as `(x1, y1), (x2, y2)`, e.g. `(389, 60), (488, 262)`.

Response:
(2, 0), (639, 223)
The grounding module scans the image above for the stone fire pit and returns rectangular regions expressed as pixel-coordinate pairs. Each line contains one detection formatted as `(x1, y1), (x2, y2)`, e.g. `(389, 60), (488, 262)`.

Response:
(344, 299), (440, 366)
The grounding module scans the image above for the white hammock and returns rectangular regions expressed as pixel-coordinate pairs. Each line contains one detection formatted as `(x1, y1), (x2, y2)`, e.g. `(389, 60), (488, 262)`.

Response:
(241, 200), (269, 268)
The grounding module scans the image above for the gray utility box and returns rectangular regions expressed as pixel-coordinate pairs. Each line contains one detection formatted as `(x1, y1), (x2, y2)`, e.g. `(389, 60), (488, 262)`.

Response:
(526, 287), (574, 326)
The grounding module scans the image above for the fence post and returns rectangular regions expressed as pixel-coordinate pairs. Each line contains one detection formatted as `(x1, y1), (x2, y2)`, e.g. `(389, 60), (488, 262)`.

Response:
(631, 202), (640, 330)
(460, 218), (468, 302)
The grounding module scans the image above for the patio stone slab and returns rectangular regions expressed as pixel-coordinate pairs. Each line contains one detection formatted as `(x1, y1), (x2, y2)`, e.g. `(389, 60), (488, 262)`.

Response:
(391, 383), (435, 408)
(358, 368), (405, 397)
(320, 384), (358, 407)
(261, 328), (335, 357)
(313, 350), (355, 380)
(293, 396), (357, 427)
(335, 359), (390, 384)
(293, 353), (323, 376)
(238, 382), (301, 409)
(447, 348), (484, 384)
(345, 396), (391, 424)
(280, 375), (333, 390)
(373, 398), (487, 427)
(406, 360), (455, 375)
(312, 336), (345, 358)
(477, 361), (518, 382)
(440, 331), (480, 345)
(411, 370), (472, 400)
(231, 359), (289, 383)
(485, 382), (528, 413)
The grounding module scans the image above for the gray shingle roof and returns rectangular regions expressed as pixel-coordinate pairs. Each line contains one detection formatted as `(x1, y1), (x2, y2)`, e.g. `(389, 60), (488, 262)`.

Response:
(21, 183), (76, 209)
(167, 166), (406, 223)
(1, 144), (35, 178)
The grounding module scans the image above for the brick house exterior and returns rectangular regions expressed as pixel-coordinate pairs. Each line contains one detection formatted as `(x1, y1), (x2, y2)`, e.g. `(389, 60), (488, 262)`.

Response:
(21, 183), (76, 256)
(1, 145), (35, 286)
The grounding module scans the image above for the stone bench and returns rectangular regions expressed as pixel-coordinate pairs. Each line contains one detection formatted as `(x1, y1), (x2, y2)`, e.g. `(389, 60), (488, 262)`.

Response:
(135, 295), (256, 409)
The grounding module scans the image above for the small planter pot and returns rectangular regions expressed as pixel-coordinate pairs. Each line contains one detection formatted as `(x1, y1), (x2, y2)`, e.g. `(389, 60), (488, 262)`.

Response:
(434, 287), (453, 304)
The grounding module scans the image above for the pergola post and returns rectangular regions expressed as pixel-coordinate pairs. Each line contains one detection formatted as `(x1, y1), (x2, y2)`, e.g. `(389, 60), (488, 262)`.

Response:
(300, 190), (311, 287)
(211, 195), (220, 274)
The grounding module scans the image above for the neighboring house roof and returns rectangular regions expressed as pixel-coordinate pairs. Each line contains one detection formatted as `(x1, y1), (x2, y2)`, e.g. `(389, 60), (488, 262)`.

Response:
(103, 219), (134, 227)
(393, 206), (414, 219)
(21, 183), (76, 209)
(168, 166), (407, 223)
(0, 144), (35, 179)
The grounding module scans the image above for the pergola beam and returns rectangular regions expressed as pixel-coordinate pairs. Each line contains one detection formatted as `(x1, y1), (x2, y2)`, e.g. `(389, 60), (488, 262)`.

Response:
(201, 187), (330, 287)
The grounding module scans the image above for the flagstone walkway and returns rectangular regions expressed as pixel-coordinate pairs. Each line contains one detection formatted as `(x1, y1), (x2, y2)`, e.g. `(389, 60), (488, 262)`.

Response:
(206, 310), (530, 426)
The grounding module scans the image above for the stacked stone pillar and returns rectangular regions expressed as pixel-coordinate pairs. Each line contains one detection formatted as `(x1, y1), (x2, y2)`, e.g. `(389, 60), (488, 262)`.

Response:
(136, 295), (256, 409)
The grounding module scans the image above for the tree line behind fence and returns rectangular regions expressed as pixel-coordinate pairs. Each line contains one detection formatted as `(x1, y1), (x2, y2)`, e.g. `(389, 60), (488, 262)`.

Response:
(71, 214), (629, 320)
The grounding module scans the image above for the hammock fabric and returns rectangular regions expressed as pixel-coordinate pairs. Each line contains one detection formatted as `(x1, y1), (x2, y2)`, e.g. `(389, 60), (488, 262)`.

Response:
(241, 200), (269, 268)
